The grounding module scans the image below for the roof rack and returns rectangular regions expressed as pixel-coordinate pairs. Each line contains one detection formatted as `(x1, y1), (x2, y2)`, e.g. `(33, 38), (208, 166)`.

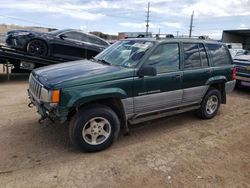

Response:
(150, 34), (210, 40)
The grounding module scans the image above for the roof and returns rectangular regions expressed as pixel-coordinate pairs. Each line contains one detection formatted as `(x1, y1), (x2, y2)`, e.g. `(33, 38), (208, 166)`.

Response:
(223, 29), (250, 37)
(122, 37), (221, 44)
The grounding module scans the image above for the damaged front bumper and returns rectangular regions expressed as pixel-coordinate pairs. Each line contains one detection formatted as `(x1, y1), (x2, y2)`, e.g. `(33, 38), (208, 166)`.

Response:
(27, 89), (68, 123)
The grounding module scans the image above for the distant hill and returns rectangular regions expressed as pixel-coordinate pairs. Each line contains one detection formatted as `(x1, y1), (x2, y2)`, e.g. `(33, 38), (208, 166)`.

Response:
(0, 24), (56, 34)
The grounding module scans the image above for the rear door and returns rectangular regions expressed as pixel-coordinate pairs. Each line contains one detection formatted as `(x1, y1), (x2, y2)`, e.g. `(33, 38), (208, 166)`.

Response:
(133, 42), (183, 114)
(181, 42), (212, 104)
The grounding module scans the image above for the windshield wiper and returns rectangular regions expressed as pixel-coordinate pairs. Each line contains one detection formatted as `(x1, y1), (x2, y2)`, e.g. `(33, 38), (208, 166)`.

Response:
(97, 59), (112, 65)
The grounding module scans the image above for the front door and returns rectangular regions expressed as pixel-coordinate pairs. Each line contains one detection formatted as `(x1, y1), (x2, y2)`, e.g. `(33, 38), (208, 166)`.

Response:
(182, 43), (212, 104)
(51, 31), (84, 60)
(133, 42), (183, 114)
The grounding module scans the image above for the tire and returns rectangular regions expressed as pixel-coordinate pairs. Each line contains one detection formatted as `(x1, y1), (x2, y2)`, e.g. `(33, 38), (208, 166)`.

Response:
(27, 40), (48, 56)
(69, 104), (120, 152)
(197, 88), (221, 119)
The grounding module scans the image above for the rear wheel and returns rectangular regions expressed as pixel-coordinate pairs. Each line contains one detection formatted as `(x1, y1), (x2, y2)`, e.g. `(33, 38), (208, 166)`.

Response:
(69, 104), (120, 152)
(197, 88), (221, 119)
(27, 40), (48, 56)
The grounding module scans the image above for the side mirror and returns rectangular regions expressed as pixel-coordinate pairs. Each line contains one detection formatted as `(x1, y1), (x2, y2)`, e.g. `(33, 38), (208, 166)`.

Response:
(59, 34), (67, 39)
(139, 65), (157, 77)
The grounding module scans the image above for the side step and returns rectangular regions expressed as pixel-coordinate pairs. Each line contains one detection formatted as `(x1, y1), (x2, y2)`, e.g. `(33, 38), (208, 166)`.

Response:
(128, 105), (200, 125)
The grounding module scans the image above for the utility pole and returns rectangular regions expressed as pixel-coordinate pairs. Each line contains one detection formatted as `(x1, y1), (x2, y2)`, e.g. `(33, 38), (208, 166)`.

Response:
(145, 2), (150, 37)
(189, 11), (194, 38)
(176, 31), (179, 37)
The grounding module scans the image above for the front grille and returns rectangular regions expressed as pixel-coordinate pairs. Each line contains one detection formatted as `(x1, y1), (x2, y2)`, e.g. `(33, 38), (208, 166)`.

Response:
(29, 75), (43, 100)
(236, 66), (250, 74)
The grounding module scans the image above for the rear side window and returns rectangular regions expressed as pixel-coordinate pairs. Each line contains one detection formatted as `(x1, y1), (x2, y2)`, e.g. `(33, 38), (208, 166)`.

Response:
(89, 36), (108, 46)
(206, 44), (231, 66)
(183, 43), (201, 69)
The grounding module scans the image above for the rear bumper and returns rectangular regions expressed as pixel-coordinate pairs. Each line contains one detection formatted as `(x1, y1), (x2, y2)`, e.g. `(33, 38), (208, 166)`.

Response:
(225, 80), (236, 93)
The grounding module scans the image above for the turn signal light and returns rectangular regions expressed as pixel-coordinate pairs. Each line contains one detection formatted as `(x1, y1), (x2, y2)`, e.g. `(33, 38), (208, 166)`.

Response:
(51, 90), (60, 103)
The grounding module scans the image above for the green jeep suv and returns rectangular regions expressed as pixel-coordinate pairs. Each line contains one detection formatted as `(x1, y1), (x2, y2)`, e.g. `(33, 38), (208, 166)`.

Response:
(28, 38), (236, 152)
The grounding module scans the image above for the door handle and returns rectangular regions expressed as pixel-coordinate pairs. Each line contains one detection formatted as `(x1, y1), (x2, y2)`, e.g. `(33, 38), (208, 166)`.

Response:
(206, 69), (212, 73)
(174, 74), (182, 79)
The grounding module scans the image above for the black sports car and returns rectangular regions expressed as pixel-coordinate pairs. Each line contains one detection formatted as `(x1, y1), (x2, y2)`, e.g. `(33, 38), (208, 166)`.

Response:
(5, 29), (110, 60)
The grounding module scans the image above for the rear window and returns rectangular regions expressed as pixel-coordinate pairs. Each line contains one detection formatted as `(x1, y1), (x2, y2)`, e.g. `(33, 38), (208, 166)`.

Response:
(207, 44), (231, 66)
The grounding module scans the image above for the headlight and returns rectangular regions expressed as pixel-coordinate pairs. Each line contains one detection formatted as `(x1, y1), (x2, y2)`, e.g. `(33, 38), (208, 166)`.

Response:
(40, 88), (50, 102)
(40, 88), (60, 103)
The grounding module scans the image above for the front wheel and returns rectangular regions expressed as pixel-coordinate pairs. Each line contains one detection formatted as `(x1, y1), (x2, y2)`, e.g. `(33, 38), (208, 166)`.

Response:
(197, 88), (221, 119)
(69, 104), (120, 152)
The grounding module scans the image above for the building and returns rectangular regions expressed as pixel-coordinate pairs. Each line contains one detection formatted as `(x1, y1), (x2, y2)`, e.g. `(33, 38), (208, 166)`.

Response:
(118, 32), (152, 40)
(222, 29), (250, 50)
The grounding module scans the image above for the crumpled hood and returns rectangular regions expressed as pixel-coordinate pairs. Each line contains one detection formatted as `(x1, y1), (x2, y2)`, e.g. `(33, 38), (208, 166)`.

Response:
(234, 55), (250, 66)
(234, 55), (250, 62)
(33, 59), (132, 88)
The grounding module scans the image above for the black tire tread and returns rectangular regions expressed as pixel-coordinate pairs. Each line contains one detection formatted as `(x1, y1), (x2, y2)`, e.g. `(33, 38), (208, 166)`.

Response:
(69, 104), (120, 152)
(197, 88), (222, 119)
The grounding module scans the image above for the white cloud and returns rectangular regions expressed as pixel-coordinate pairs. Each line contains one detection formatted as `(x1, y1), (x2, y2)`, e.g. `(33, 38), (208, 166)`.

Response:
(0, 1), (106, 20)
(238, 24), (248, 29)
(181, 0), (250, 17)
(1, 0), (250, 36)
(119, 22), (147, 30)
(161, 22), (182, 29)
(119, 22), (162, 31)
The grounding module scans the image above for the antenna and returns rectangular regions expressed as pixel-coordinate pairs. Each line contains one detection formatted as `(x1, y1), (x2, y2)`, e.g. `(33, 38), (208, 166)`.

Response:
(145, 2), (150, 37)
(189, 11), (194, 38)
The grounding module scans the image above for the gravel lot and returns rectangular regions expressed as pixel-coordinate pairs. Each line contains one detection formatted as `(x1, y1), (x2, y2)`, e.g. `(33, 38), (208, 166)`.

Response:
(0, 69), (249, 188)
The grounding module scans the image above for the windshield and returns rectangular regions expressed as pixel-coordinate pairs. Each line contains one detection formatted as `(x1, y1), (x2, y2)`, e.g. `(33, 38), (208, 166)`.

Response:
(49, 29), (68, 35)
(94, 40), (154, 68)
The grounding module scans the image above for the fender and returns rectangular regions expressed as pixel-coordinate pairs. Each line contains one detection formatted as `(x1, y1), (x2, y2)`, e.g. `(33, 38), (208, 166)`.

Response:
(67, 88), (128, 109)
(205, 76), (227, 85)
(205, 76), (227, 104)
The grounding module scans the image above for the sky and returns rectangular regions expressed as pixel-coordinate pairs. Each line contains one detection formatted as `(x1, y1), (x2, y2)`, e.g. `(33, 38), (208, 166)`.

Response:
(0, 0), (249, 39)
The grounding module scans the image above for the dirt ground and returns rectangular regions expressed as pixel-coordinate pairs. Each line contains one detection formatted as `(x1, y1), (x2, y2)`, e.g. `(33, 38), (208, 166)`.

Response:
(0, 69), (249, 188)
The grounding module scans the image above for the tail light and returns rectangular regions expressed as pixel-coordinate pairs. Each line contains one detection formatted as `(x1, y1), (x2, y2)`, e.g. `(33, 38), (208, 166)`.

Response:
(232, 67), (236, 80)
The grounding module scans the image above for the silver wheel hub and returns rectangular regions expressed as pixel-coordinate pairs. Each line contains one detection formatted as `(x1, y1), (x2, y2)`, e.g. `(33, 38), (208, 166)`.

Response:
(206, 95), (218, 115)
(82, 117), (111, 145)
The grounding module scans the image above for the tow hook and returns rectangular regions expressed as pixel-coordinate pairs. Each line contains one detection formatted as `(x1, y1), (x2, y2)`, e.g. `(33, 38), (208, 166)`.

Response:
(28, 102), (34, 108)
(38, 116), (47, 124)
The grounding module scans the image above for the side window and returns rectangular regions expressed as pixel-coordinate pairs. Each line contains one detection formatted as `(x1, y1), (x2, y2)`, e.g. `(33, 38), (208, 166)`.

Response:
(183, 43), (201, 69)
(81, 33), (91, 43)
(199, 43), (209, 67)
(89, 36), (108, 46)
(207, 44), (231, 66)
(64, 32), (82, 41)
(145, 43), (180, 73)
